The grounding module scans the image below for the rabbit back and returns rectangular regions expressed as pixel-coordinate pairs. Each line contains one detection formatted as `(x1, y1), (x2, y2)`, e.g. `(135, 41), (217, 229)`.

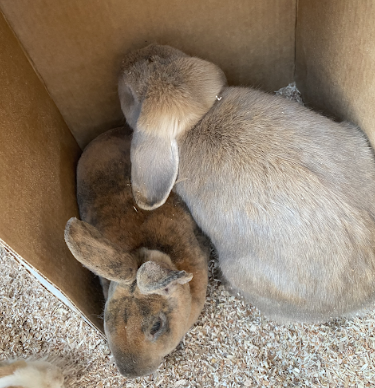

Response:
(77, 127), (207, 256)
(176, 87), (375, 322)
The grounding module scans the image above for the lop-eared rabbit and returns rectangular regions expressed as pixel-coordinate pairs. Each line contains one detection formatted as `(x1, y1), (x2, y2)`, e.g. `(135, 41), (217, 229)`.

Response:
(0, 360), (64, 388)
(118, 44), (375, 323)
(64, 127), (209, 377)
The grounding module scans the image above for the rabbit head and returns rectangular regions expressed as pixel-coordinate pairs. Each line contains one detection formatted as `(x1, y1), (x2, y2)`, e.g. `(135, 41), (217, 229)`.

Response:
(64, 217), (194, 377)
(118, 44), (226, 210)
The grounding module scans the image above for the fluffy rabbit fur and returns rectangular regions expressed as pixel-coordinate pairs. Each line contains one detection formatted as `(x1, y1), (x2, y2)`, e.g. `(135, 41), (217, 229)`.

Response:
(0, 360), (64, 388)
(119, 43), (375, 323)
(64, 127), (209, 377)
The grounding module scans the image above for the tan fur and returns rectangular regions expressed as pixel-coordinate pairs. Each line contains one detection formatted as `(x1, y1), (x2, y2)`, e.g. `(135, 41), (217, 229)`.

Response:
(0, 361), (27, 378)
(136, 57), (226, 139)
(119, 44), (375, 324)
(64, 126), (209, 377)
(137, 257), (193, 295)
(119, 46), (226, 140)
(0, 360), (64, 388)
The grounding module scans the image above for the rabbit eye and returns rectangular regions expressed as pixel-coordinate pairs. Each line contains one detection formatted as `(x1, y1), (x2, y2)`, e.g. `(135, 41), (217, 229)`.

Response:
(150, 319), (162, 335)
(148, 312), (166, 339)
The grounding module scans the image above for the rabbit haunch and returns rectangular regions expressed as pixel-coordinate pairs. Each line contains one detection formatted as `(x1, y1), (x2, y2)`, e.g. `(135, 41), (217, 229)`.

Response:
(119, 43), (375, 323)
(64, 127), (209, 378)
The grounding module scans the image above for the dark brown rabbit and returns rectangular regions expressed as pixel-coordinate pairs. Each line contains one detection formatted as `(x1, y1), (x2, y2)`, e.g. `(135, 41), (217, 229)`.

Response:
(64, 127), (209, 377)
(118, 43), (375, 323)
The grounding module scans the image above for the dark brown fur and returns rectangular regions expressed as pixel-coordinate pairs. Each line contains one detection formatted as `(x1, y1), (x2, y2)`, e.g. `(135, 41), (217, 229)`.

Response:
(119, 44), (375, 323)
(64, 127), (209, 377)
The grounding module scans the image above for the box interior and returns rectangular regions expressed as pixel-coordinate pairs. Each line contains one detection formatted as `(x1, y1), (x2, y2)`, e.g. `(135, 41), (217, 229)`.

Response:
(1, 0), (374, 330)
(296, 0), (375, 148)
(0, 0), (296, 148)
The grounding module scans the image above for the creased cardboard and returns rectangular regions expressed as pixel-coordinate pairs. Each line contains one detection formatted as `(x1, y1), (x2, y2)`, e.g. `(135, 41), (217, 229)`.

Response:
(0, 13), (104, 331)
(296, 0), (375, 148)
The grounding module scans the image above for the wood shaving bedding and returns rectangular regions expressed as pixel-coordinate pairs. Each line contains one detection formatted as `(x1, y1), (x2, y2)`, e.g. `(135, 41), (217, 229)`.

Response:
(1, 246), (374, 387)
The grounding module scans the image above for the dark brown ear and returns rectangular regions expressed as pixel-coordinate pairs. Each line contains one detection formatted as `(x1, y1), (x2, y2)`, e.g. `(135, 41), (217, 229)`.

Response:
(137, 260), (193, 296)
(64, 217), (137, 284)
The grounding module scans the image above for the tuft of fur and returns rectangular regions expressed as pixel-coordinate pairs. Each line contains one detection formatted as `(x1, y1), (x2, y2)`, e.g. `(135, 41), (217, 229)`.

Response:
(119, 44), (375, 324)
(0, 360), (64, 388)
(64, 126), (209, 378)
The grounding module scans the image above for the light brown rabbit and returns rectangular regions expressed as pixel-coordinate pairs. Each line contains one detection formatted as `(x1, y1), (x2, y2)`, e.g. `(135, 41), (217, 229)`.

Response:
(64, 127), (209, 377)
(0, 360), (64, 388)
(118, 44), (375, 323)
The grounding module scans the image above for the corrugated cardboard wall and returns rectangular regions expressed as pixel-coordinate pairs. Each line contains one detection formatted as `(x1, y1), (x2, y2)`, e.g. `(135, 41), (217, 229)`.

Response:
(0, 13), (104, 329)
(296, 0), (375, 148)
(0, 0), (296, 148)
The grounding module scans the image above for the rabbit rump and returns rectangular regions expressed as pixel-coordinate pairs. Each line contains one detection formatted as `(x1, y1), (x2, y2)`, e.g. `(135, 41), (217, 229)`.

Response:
(0, 360), (64, 388)
(119, 44), (375, 323)
(64, 127), (209, 377)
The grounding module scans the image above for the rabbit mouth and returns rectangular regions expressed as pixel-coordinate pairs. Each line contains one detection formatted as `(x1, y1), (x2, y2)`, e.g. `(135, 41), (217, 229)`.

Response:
(115, 357), (162, 378)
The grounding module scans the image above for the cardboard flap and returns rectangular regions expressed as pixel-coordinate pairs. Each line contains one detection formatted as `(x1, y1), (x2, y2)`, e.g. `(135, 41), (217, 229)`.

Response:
(0, 0), (296, 148)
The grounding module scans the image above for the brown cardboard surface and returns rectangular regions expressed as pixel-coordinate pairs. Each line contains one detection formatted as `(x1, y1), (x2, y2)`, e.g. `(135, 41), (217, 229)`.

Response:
(296, 0), (375, 148)
(0, 0), (296, 148)
(0, 13), (104, 330)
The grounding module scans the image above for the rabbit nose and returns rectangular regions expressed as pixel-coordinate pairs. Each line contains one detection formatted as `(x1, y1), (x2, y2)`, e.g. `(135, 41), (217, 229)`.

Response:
(115, 353), (159, 378)
(116, 358), (137, 377)
(116, 362), (157, 378)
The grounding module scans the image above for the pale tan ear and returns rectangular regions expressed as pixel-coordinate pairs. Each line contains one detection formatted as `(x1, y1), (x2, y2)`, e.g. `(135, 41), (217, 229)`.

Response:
(64, 217), (137, 284)
(130, 56), (226, 210)
(131, 131), (178, 210)
(137, 56), (226, 139)
(137, 260), (193, 296)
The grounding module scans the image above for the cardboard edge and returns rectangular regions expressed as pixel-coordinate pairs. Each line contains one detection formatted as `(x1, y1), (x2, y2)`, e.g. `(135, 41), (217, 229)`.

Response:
(293, 0), (298, 80)
(0, 238), (105, 338)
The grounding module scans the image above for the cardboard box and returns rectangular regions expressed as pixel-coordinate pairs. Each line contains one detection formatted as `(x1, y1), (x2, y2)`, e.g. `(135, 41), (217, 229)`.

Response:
(1, 0), (374, 331)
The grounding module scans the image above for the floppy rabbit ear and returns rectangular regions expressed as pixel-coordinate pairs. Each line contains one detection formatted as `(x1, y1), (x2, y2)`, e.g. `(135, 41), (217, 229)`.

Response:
(130, 56), (225, 210)
(137, 260), (193, 296)
(64, 217), (137, 284)
(131, 131), (179, 210)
